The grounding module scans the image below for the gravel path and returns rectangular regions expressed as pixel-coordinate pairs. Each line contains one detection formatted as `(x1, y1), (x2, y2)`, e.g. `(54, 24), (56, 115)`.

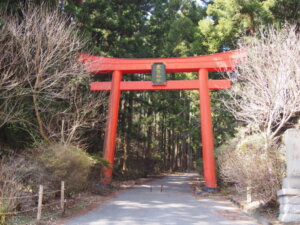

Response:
(65, 173), (258, 225)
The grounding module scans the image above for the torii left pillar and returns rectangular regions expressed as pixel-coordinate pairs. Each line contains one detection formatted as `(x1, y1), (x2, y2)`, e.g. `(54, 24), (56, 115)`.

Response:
(102, 70), (122, 185)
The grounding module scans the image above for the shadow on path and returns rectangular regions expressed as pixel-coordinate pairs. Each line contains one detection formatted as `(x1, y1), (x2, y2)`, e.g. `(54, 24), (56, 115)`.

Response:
(65, 173), (258, 225)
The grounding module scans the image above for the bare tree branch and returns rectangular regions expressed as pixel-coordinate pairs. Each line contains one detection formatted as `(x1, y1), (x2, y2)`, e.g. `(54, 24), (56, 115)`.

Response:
(0, 6), (107, 145)
(224, 25), (300, 140)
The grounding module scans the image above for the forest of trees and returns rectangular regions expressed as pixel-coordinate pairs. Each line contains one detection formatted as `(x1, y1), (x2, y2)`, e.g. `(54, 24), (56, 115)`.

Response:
(0, 0), (299, 221)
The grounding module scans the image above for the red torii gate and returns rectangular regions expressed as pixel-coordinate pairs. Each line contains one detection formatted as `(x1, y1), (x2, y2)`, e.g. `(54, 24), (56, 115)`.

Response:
(79, 50), (244, 191)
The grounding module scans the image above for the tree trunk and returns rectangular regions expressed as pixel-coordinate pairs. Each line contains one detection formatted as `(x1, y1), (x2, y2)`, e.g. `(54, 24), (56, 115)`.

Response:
(32, 92), (51, 144)
(120, 98), (126, 172)
(123, 92), (134, 172)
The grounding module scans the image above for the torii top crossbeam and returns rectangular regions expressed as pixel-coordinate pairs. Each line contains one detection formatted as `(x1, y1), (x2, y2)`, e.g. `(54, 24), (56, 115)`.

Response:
(79, 49), (244, 74)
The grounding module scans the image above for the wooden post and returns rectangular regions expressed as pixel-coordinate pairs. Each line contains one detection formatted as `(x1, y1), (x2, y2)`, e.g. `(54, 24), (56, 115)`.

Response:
(198, 69), (217, 190)
(37, 185), (43, 221)
(61, 181), (65, 211)
(247, 186), (252, 204)
(102, 70), (122, 185)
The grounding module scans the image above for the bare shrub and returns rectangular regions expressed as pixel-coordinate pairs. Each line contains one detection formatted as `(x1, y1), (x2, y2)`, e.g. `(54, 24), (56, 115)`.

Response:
(225, 25), (300, 140)
(217, 131), (286, 203)
(34, 143), (96, 193)
(0, 155), (38, 223)
(0, 5), (107, 144)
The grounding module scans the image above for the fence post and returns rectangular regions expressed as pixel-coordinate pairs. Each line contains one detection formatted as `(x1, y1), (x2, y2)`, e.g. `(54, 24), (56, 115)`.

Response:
(37, 185), (43, 221)
(246, 186), (252, 204)
(61, 181), (65, 212)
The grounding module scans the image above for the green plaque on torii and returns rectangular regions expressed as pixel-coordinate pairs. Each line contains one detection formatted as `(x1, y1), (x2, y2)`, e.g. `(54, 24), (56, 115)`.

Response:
(152, 63), (166, 85)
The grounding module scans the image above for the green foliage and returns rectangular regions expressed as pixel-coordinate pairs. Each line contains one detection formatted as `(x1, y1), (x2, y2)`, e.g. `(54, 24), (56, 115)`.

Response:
(35, 143), (97, 192)
(270, 0), (300, 25)
(197, 0), (299, 52)
(212, 92), (237, 147)
(0, 0), (237, 177)
(1, 0), (298, 183)
(0, 0), (58, 15)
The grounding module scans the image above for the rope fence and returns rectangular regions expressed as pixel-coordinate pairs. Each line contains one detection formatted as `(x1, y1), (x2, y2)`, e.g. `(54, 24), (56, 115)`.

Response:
(0, 189), (61, 200)
(0, 181), (65, 221)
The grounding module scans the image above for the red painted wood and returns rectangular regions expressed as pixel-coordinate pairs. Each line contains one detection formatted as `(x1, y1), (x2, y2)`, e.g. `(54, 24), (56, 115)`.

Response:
(79, 50), (246, 188)
(79, 49), (245, 74)
(90, 80), (230, 91)
(102, 70), (122, 185)
(198, 69), (217, 188)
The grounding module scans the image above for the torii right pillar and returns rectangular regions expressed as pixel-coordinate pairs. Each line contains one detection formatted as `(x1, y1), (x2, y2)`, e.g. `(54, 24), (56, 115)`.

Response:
(198, 69), (217, 191)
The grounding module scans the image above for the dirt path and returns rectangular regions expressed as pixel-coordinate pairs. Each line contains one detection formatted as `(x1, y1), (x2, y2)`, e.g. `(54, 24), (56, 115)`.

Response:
(64, 173), (259, 225)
